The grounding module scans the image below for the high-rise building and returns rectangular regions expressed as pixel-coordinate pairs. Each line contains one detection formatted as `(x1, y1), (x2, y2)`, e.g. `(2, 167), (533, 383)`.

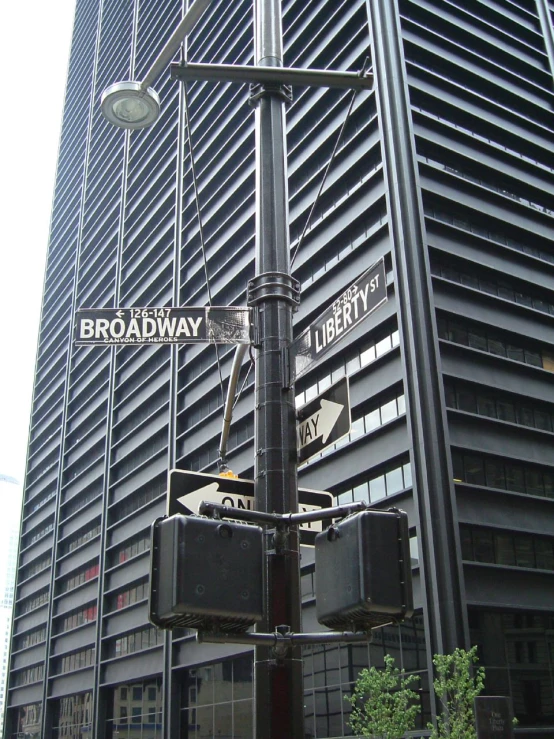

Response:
(0, 476), (22, 739)
(4, 0), (554, 737)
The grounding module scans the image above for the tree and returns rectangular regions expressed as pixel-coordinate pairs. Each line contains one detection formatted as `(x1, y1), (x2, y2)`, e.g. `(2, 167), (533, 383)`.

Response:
(345, 654), (421, 738)
(429, 645), (485, 739)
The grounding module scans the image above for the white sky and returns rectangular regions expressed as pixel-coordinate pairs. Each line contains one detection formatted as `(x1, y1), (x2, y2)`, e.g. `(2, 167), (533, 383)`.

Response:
(0, 1), (76, 483)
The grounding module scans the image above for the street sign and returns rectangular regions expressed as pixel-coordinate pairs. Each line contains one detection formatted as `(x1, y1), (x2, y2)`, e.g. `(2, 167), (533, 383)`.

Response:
(475, 697), (514, 739)
(294, 258), (387, 377)
(168, 469), (334, 545)
(297, 376), (351, 464)
(74, 306), (250, 346)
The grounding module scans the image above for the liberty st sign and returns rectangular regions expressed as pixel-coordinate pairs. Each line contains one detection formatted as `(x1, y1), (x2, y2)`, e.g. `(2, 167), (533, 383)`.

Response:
(294, 259), (387, 377)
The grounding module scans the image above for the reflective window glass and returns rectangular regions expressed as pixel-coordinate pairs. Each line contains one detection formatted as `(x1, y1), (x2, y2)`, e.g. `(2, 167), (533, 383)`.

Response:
(380, 399), (398, 424)
(525, 469), (544, 496)
(517, 406), (535, 427)
(397, 394), (406, 415)
(458, 389), (477, 413)
(496, 400), (515, 423)
(451, 323), (469, 345)
(360, 345), (376, 366)
(485, 460), (506, 490)
(403, 463), (412, 488)
(495, 534), (515, 565)
(468, 330), (487, 351)
(505, 464), (525, 493)
(515, 538), (535, 568)
(385, 467), (404, 495)
(460, 527), (473, 560)
(376, 336), (391, 357)
(464, 455), (485, 485)
(488, 338), (506, 357)
(473, 530), (494, 563)
(534, 409), (552, 431)
(524, 350), (542, 367)
(535, 540), (554, 570)
(369, 474), (386, 501)
(365, 409), (381, 431)
(477, 395), (496, 417)
(506, 344), (524, 362)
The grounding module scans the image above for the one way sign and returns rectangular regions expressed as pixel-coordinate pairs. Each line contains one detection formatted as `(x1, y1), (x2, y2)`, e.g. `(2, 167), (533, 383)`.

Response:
(168, 470), (333, 545)
(297, 377), (351, 465)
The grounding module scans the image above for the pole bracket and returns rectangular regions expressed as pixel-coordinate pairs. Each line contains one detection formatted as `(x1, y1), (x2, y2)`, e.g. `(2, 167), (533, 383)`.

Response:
(247, 271), (300, 308)
(249, 81), (293, 106)
(197, 627), (373, 648)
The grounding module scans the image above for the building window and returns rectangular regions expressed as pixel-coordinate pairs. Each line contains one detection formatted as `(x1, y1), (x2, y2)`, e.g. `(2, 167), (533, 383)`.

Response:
(110, 625), (164, 658)
(461, 526), (554, 571)
(452, 449), (554, 501)
(10, 702), (42, 737)
(56, 647), (95, 674)
(51, 692), (92, 738)
(55, 603), (97, 633)
(180, 655), (253, 738)
(106, 579), (148, 613)
(336, 460), (412, 506)
(105, 679), (162, 735)
(57, 562), (99, 594)
(432, 259), (554, 318)
(437, 316), (552, 372)
(108, 533), (150, 568)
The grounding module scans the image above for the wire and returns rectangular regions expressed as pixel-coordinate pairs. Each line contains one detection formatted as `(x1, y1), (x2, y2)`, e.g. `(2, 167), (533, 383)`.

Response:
(290, 86), (358, 268)
(182, 80), (224, 395)
(232, 357), (254, 411)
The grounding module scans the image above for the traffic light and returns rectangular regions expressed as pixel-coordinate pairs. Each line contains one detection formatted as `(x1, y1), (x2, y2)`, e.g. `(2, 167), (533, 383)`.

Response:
(149, 514), (263, 632)
(315, 509), (413, 630)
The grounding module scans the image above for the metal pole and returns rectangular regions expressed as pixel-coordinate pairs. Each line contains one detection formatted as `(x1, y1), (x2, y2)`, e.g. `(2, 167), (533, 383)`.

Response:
(249, 0), (304, 736)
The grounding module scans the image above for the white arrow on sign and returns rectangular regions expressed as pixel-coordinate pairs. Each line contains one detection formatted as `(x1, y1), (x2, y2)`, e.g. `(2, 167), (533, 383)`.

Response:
(177, 483), (328, 532)
(297, 399), (343, 450)
(176, 483), (230, 513)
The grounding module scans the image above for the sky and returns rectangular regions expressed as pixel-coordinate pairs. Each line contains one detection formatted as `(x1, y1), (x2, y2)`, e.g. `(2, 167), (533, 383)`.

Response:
(0, 1), (76, 483)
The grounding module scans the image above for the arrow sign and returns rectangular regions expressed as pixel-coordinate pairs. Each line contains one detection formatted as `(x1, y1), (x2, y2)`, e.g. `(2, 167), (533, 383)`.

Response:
(296, 377), (351, 464)
(176, 482), (221, 512)
(297, 399), (343, 450)
(294, 259), (386, 378)
(168, 470), (334, 545)
(74, 306), (251, 346)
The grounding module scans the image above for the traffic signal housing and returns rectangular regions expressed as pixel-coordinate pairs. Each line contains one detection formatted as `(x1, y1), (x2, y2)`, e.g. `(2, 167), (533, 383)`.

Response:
(149, 514), (263, 632)
(315, 509), (413, 631)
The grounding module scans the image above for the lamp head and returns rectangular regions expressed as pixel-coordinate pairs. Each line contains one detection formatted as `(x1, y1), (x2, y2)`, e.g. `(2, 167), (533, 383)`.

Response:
(100, 81), (161, 129)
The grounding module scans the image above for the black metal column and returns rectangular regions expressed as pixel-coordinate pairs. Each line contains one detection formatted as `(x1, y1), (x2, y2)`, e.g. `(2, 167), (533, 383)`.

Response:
(365, 0), (469, 662)
(250, 0), (304, 737)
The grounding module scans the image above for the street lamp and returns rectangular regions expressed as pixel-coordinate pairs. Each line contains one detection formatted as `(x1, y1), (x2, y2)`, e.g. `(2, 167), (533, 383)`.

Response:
(99, 0), (214, 129)
(100, 81), (161, 129)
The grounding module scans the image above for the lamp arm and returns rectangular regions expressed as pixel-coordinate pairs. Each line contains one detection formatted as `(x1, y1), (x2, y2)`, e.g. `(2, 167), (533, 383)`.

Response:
(140, 0), (214, 90)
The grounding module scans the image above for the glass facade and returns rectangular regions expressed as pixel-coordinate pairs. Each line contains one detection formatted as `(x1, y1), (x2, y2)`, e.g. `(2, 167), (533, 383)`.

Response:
(179, 657), (253, 739)
(470, 610), (554, 727)
(105, 680), (162, 739)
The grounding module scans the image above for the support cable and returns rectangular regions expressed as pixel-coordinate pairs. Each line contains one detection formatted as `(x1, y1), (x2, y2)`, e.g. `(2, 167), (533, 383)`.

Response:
(182, 80), (224, 394)
(233, 357), (253, 410)
(290, 79), (362, 268)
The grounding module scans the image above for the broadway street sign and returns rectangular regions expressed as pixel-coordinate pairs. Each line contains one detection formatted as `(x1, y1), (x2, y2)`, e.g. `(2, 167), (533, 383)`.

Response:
(297, 377), (351, 464)
(74, 306), (251, 346)
(168, 469), (334, 545)
(294, 258), (386, 377)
